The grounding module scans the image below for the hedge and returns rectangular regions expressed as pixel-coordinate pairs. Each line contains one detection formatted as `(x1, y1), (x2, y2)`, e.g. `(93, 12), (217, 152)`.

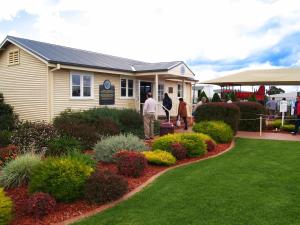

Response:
(193, 102), (240, 133)
(234, 102), (266, 131)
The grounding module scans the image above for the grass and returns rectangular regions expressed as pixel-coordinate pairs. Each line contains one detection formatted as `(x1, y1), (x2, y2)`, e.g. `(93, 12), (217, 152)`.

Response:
(74, 138), (300, 225)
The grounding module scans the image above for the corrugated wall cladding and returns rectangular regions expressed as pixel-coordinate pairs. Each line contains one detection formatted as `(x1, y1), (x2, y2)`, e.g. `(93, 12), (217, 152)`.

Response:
(0, 44), (49, 121)
(52, 69), (136, 117)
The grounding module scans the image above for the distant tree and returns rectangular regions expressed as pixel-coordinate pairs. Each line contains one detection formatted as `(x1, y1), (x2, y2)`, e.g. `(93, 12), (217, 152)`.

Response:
(229, 92), (237, 102)
(212, 93), (221, 102)
(197, 91), (209, 102)
(266, 86), (285, 95)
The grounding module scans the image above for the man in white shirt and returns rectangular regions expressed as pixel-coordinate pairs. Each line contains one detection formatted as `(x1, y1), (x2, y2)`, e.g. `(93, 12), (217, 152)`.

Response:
(143, 93), (156, 140)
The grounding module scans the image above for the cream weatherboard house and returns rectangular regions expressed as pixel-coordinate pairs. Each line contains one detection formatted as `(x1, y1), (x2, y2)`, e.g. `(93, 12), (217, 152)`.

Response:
(0, 36), (197, 122)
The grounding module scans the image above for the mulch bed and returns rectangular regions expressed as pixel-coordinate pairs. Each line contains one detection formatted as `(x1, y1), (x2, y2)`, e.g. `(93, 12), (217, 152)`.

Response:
(6, 143), (231, 225)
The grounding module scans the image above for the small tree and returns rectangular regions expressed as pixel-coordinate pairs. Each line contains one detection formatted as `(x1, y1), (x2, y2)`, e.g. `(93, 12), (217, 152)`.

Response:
(197, 91), (209, 102)
(229, 92), (237, 102)
(0, 93), (18, 131)
(212, 93), (221, 102)
(266, 86), (285, 95)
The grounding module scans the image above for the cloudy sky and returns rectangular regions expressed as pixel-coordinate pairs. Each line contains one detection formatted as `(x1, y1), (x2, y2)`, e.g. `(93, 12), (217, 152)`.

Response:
(1, 0), (300, 90)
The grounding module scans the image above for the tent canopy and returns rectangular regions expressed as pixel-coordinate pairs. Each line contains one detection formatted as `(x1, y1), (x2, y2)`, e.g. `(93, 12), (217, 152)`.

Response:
(202, 68), (300, 85)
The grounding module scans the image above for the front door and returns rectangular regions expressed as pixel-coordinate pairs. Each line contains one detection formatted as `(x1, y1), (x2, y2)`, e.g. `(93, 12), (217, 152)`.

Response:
(140, 81), (152, 113)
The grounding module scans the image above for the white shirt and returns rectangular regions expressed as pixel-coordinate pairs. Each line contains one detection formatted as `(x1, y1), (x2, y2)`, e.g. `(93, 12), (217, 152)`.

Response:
(143, 97), (156, 115)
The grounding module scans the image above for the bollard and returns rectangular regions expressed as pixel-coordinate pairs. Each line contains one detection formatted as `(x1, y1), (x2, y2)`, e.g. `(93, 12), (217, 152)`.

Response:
(259, 116), (262, 137)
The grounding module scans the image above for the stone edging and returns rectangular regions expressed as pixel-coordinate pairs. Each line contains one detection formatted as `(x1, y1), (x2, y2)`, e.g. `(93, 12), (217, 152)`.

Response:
(54, 140), (236, 225)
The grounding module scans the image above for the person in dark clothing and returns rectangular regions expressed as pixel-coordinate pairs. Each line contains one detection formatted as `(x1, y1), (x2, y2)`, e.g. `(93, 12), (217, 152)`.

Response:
(292, 96), (300, 135)
(162, 93), (172, 120)
(178, 98), (188, 130)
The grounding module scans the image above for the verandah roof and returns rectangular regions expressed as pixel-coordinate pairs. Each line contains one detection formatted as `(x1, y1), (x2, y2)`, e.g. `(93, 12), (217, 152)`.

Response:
(202, 67), (300, 86)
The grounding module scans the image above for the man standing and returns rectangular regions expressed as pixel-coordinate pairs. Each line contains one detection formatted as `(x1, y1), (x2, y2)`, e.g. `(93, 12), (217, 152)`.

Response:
(178, 98), (188, 130)
(266, 97), (277, 116)
(292, 96), (300, 135)
(143, 93), (156, 140)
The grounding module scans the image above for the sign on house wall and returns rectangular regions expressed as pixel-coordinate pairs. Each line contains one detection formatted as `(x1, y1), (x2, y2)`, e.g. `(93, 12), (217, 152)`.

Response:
(99, 80), (115, 105)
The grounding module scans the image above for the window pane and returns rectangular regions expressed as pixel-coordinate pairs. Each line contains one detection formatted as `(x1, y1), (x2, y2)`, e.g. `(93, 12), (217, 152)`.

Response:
(83, 87), (91, 97)
(72, 75), (80, 86)
(128, 88), (133, 97)
(121, 79), (126, 88)
(121, 88), (126, 97)
(72, 86), (80, 97)
(128, 79), (133, 88)
(83, 76), (91, 87)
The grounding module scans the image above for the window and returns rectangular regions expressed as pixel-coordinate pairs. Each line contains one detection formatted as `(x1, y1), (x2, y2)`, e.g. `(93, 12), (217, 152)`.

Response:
(70, 72), (93, 98)
(8, 50), (19, 65)
(158, 84), (164, 102)
(120, 78), (134, 98)
(177, 84), (183, 97)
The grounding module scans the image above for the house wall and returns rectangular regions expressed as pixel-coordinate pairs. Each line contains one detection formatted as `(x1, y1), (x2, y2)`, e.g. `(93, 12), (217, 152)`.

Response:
(52, 69), (136, 117)
(0, 44), (49, 121)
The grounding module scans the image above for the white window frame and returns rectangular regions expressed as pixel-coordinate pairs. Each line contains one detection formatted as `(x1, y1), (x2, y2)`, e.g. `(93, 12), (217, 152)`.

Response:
(177, 83), (183, 98)
(70, 71), (94, 100)
(158, 83), (165, 102)
(120, 77), (135, 99)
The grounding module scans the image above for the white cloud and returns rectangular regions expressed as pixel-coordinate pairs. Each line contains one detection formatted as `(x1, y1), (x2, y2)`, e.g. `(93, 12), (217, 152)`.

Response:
(1, 0), (300, 91)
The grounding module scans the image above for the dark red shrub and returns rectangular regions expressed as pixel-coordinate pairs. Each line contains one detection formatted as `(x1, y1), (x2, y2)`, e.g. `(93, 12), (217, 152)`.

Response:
(27, 192), (56, 218)
(170, 143), (187, 160)
(94, 118), (120, 136)
(114, 151), (147, 177)
(84, 169), (128, 204)
(234, 102), (266, 131)
(205, 140), (216, 151)
(0, 145), (18, 167)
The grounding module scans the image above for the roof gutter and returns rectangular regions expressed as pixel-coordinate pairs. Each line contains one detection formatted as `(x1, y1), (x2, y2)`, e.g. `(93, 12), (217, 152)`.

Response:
(50, 64), (61, 72)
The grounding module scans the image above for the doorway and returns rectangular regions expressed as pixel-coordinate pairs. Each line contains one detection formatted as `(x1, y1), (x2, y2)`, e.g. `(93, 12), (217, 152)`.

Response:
(140, 81), (152, 112)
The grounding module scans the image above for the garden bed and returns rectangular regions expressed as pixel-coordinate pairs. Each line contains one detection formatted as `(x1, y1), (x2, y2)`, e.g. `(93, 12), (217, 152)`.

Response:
(6, 143), (230, 225)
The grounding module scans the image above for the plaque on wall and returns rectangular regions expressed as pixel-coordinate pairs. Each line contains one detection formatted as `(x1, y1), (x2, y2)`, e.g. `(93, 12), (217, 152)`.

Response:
(99, 80), (115, 105)
(168, 87), (173, 94)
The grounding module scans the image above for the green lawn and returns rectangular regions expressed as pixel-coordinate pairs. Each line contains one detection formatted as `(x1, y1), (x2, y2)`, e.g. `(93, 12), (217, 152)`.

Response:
(74, 138), (300, 225)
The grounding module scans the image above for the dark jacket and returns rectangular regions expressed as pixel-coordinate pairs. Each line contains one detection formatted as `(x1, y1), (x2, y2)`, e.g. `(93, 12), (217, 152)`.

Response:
(163, 97), (172, 110)
(178, 101), (187, 117)
(295, 101), (300, 116)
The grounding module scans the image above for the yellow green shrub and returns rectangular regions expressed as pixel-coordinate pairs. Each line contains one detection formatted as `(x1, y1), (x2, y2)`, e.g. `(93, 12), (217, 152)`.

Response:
(0, 188), (13, 225)
(143, 150), (176, 166)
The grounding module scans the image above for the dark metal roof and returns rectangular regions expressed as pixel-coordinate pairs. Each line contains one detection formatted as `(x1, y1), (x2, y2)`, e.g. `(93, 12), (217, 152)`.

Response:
(2, 36), (183, 73)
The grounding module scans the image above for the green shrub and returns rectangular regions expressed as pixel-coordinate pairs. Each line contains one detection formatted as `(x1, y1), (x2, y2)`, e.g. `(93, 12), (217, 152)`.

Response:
(143, 150), (176, 166)
(152, 134), (180, 152)
(94, 134), (148, 162)
(46, 136), (82, 157)
(281, 124), (294, 132)
(0, 93), (18, 131)
(179, 133), (207, 157)
(62, 151), (96, 169)
(29, 157), (94, 202)
(152, 133), (211, 157)
(0, 188), (12, 225)
(235, 102), (266, 131)
(269, 119), (282, 129)
(0, 131), (11, 148)
(0, 153), (42, 188)
(11, 121), (58, 154)
(193, 102), (240, 134)
(193, 121), (233, 143)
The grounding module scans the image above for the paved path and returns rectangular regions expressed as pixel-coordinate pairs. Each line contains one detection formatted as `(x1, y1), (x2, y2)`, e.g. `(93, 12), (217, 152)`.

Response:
(236, 131), (300, 142)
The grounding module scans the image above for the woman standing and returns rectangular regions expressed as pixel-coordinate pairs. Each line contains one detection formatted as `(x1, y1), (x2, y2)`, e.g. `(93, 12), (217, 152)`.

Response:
(178, 98), (188, 130)
(162, 93), (172, 120)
